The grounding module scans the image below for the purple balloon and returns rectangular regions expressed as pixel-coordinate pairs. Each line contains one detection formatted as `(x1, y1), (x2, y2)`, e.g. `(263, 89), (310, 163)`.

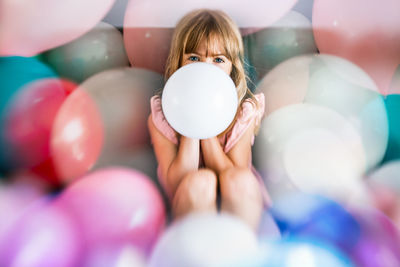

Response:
(350, 208), (400, 267)
(0, 199), (82, 267)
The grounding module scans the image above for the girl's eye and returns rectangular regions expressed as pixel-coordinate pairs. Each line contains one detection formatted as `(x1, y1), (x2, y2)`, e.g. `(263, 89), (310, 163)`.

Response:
(189, 56), (199, 61)
(214, 57), (225, 63)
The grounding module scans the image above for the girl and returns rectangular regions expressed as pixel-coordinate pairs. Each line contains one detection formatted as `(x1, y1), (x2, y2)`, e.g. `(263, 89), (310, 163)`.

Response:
(148, 9), (269, 230)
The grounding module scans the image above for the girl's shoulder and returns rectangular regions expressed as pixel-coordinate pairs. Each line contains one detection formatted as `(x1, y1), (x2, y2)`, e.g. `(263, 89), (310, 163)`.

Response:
(223, 93), (265, 152)
(238, 92), (265, 125)
(150, 95), (179, 145)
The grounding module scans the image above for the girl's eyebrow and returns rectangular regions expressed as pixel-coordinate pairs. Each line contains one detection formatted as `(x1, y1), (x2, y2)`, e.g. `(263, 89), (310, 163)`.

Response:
(187, 52), (226, 57)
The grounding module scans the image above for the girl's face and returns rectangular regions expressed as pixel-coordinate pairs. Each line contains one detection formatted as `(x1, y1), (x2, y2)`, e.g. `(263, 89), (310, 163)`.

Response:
(181, 38), (232, 75)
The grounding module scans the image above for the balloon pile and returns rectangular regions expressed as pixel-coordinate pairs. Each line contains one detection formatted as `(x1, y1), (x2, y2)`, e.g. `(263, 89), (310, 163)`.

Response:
(1, 0), (400, 266)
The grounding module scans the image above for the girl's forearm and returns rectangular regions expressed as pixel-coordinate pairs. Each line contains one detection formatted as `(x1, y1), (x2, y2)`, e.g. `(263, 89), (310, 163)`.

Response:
(166, 136), (200, 196)
(200, 137), (233, 175)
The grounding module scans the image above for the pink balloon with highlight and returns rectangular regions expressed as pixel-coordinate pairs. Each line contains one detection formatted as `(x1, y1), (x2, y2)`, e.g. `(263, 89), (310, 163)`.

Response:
(123, 0), (296, 73)
(312, 0), (400, 95)
(0, 0), (116, 56)
(51, 89), (104, 184)
(55, 167), (166, 256)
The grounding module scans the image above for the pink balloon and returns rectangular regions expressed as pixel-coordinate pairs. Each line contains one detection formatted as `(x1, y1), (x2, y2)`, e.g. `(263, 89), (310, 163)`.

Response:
(0, 0), (116, 56)
(312, 0), (400, 95)
(4, 78), (68, 169)
(123, 0), (296, 73)
(51, 89), (104, 184)
(0, 199), (82, 267)
(55, 167), (166, 256)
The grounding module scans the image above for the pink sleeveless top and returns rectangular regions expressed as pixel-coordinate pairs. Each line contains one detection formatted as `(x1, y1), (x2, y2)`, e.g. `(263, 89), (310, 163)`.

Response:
(150, 93), (270, 206)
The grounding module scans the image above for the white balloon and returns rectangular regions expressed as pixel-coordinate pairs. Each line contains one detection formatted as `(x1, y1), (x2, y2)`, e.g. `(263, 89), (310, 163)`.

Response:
(162, 63), (238, 139)
(148, 213), (259, 267)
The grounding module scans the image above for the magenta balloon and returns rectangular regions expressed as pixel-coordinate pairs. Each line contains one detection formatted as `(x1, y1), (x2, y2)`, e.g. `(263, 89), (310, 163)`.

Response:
(0, 199), (82, 267)
(0, 0), (116, 56)
(55, 167), (166, 255)
(312, 0), (400, 95)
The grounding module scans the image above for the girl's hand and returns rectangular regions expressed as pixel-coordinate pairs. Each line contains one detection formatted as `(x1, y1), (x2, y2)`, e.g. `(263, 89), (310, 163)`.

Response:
(200, 137), (233, 175)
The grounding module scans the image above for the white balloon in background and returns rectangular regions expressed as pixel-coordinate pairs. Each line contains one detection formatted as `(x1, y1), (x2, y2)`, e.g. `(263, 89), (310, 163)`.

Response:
(162, 63), (238, 139)
(148, 213), (259, 267)
(254, 103), (367, 203)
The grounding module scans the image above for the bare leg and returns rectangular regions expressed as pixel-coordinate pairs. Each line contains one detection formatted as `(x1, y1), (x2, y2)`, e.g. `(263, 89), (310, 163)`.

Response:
(172, 169), (217, 220)
(219, 167), (263, 231)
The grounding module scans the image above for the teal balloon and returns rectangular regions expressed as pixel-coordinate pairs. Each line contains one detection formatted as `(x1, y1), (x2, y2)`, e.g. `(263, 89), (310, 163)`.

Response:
(0, 56), (56, 173)
(382, 94), (400, 163)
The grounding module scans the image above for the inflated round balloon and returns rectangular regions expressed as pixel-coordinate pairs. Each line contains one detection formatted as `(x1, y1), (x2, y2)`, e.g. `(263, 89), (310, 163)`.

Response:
(52, 68), (163, 182)
(253, 103), (367, 202)
(312, 0), (400, 95)
(123, 0), (297, 73)
(0, 0), (116, 56)
(381, 94), (400, 163)
(162, 63), (238, 139)
(270, 193), (361, 251)
(84, 244), (146, 267)
(51, 89), (104, 183)
(81, 68), (163, 154)
(256, 238), (354, 267)
(348, 208), (400, 267)
(0, 56), (56, 172)
(148, 213), (259, 267)
(244, 10), (318, 80)
(54, 167), (166, 256)
(0, 199), (82, 267)
(257, 54), (388, 171)
(0, 178), (47, 241)
(42, 22), (129, 83)
(2, 79), (68, 170)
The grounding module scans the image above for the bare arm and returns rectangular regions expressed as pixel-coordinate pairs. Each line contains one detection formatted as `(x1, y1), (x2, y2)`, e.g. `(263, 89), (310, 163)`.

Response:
(200, 120), (255, 175)
(148, 115), (199, 197)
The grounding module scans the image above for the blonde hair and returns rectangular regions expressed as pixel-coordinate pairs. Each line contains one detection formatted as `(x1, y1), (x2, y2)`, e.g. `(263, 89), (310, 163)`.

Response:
(161, 9), (260, 134)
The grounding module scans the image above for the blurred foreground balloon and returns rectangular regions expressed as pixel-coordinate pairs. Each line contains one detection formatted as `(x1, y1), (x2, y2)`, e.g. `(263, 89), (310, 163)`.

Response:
(0, 0), (116, 56)
(0, 57), (56, 172)
(51, 89), (104, 183)
(123, 0), (297, 73)
(148, 213), (259, 267)
(162, 63), (238, 139)
(270, 193), (361, 251)
(55, 167), (166, 256)
(52, 68), (163, 182)
(0, 177), (48, 240)
(83, 244), (146, 267)
(254, 238), (354, 267)
(254, 103), (368, 202)
(43, 22), (129, 83)
(0, 199), (82, 267)
(312, 0), (400, 95)
(349, 208), (400, 267)
(2, 79), (70, 171)
(257, 54), (388, 171)
(244, 10), (318, 80)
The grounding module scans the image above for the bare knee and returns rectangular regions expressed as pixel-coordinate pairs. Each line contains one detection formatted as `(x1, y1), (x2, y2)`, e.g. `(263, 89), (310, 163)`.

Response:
(220, 168), (262, 204)
(172, 169), (217, 213)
